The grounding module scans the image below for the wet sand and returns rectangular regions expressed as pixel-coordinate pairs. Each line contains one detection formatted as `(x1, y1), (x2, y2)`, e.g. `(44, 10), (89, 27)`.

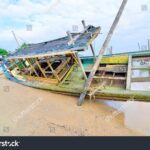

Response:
(0, 74), (142, 136)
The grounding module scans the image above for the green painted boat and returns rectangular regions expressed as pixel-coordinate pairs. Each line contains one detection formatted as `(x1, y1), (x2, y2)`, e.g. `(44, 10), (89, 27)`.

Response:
(1, 23), (150, 104)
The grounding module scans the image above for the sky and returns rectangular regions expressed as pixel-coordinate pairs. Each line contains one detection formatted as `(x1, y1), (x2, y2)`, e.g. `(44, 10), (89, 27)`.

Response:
(0, 0), (150, 56)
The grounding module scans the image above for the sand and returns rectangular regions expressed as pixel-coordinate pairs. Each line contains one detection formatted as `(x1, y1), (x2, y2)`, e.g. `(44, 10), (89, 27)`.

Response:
(0, 74), (142, 136)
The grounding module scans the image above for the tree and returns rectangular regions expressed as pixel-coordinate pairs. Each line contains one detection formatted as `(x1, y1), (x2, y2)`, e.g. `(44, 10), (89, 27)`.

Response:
(16, 43), (28, 51)
(0, 48), (8, 56)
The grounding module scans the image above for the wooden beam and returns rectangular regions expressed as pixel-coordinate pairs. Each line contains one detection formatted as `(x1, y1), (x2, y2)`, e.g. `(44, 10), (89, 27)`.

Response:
(132, 77), (150, 82)
(90, 44), (96, 60)
(46, 57), (60, 81)
(94, 76), (126, 80)
(75, 53), (87, 80)
(78, 0), (128, 106)
(98, 65), (127, 73)
(126, 55), (132, 90)
(132, 65), (150, 70)
(35, 58), (47, 78)
(26, 58), (39, 77)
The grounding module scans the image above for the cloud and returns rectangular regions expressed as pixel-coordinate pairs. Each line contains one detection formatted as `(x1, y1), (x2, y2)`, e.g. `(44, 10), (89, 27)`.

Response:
(0, 0), (150, 54)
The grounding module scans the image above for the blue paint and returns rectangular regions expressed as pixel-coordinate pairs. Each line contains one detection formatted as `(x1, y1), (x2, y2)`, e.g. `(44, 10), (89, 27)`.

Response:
(1, 60), (19, 82)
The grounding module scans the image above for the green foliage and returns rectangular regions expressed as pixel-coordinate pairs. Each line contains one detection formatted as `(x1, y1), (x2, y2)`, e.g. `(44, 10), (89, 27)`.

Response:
(0, 48), (8, 56)
(16, 43), (28, 51)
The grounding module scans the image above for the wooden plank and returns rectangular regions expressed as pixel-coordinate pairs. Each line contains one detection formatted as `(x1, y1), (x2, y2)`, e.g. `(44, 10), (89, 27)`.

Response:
(35, 58), (47, 78)
(78, 0), (128, 106)
(23, 75), (58, 84)
(126, 55), (132, 90)
(132, 77), (150, 82)
(26, 58), (39, 77)
(58, 65), (71, 80)
(55, 57), (71, 74)
(132, 65), (150, 70)
(98, 65), (127, 73)
(46, 58), (60, 81)
(60, 63), (77, 85)
(94, 76), (126, 80)
(132, 56), (150, 61)
(75, 53), (87, 80)
(90, 44), (96, 60)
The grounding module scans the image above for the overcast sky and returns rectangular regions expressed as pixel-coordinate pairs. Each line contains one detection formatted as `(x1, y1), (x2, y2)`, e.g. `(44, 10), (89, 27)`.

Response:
(0, 0), (150, 55)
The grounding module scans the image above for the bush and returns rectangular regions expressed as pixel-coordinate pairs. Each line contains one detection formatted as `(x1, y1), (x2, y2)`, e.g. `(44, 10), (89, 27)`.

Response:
(0, 48), (8, 56)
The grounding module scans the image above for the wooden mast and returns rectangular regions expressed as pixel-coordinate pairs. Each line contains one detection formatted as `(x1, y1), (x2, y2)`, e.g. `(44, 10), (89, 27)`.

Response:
(77, 0), (128, 106)
(82, 20), (96, 60)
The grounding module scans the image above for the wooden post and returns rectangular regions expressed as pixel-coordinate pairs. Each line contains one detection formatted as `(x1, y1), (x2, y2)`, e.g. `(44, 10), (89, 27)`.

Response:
(26, 58), (39, 77)
(67, 31), (74, 46)
(78, 0), (128, 106)
(90, 44), (96, 60)
(35, 58), (47, 78)
(75, 53), (87, 80)
(81, 20), (96, 59)
(81, 20), (86, 30)
(126, 55), (132, 90)
(148, 39), (150, 50)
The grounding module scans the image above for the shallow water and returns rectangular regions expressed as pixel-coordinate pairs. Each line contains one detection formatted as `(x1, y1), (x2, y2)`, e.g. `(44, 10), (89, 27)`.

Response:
(99, 100), (150, 135)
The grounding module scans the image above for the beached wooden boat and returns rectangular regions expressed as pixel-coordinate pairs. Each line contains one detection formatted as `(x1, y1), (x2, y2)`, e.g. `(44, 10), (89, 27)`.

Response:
(1, 24), (150, 104)
(1, 0), (150, 105)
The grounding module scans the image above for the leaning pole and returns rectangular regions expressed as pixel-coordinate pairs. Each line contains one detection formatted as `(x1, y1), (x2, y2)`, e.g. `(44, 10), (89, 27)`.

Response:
(78, 0), (128, 106)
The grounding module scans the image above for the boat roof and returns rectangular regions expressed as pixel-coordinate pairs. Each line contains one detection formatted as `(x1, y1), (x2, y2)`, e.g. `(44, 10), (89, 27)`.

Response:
(8, 25), (100, 59)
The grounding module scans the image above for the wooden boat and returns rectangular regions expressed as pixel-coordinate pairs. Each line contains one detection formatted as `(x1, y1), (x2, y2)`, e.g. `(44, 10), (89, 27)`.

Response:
(1, 0), (150, 105)
(1, 24), (150, 103)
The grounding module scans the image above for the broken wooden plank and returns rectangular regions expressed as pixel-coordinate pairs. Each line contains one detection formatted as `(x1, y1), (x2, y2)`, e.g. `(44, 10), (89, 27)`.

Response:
(78, 0), (128, 106)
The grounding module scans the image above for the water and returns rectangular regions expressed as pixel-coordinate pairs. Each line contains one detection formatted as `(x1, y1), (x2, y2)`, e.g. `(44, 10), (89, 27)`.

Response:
(124, 101), (150, 135)
(99, 99), (150, 135)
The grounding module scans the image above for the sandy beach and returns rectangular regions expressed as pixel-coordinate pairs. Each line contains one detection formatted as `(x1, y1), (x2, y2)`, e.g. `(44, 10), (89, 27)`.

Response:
(0, 74), (142, 136)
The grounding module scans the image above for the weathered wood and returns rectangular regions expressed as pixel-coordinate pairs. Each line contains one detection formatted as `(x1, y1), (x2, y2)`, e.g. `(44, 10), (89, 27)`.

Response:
(78, 0), (128, 106)
(58, 65), (71, 80)
(132, 77), (150, 82)
(132, 65), (150, 70)
(26, 58), (39, 77)
(75, 53), (87, 80)
(88, 81), (107, 100)
(55, 57), (71, 74)
(35, 58), (47, 78)
(126, 55), (132, 90)
(110, 72), (115, 86)
(98, 65), (127, 73)
(46, 58), (60, 81)
(90, 44), (96, 60)
(94, 76), (126, 80)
